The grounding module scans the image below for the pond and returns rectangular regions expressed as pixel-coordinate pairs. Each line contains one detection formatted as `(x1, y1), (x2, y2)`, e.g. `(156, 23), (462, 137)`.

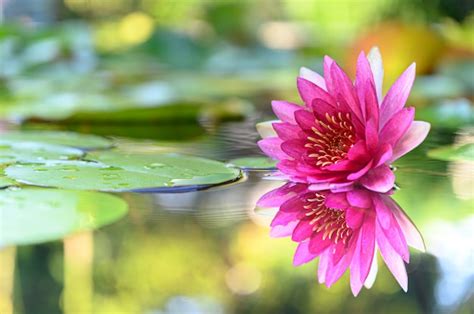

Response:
(0, 13), (473, 313)
(0, 108), (472, 314)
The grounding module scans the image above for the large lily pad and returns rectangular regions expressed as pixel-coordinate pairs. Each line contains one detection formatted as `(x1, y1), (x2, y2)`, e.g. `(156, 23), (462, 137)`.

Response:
(0, 188), (128, 247)
(0, 173), (16, 188)
(0, 141), (83, 165)
(88, 151), (241, 187)
(427, 143), (474, 162)
(5, 153), (241, 192)
(0, 131), (113, 150)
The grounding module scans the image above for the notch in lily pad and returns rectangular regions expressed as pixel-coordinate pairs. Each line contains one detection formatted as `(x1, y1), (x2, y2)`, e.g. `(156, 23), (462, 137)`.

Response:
(0, 188), (129, 247)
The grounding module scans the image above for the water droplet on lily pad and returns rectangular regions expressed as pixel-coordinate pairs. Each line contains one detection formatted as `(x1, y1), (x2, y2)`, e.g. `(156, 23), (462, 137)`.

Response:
(5, 152), (241, 192)
(0, 142), (83, 166)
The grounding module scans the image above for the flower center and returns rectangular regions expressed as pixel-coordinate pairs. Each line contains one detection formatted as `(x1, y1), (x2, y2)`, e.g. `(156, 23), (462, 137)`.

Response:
(303, 193), (352, 246)
(305, 112), (355, 167)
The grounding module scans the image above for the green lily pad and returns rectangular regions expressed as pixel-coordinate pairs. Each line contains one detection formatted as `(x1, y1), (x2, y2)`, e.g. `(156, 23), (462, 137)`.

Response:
(0, 142), (83, 165)
(6, 152), (241, 192)
(88, 151), (241, 186)
(427, 143), (474, 162)
(5, 161), (169, 192)
(0, 188), (128, 247)
(0, 173), (16, 188)
(0, 131), (113, 150)
(229, 157), (277, 170)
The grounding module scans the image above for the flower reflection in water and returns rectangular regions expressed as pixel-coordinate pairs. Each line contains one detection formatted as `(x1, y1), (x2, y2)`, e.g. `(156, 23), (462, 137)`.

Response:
(258, 183), (425, 296)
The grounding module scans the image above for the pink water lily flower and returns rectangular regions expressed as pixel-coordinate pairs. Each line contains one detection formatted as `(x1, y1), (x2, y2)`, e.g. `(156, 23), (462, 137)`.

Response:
(257, 48), (430, 192)
(258, 183), (425, 296)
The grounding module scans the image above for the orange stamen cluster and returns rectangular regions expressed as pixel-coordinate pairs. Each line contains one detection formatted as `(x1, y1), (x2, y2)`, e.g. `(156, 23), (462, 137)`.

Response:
(305, 112), (355, 167)
(304, 193), (352, 246)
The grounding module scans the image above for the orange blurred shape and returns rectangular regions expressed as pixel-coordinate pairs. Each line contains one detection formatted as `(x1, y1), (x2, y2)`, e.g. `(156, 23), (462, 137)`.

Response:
(346, 22), (446, 89)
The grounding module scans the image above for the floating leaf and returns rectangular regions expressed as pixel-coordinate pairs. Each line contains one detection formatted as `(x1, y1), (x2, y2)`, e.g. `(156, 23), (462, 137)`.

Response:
(0, 131), (113, 150)
(6, 153), (241, 192)
(427, 143), (474, 162)
(0, 188), (128, 247)
(0, 173), (16, 188)
(88, 151), (242, 187)
(229, 157), (277, 170)
(0, 141), (83, 165)
(5, 161), (168, 192)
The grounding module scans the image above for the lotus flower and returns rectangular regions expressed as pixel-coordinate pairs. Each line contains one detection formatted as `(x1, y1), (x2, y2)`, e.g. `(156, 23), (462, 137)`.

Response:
(257, 48), (430, 193)
(258, 183), (425, 296)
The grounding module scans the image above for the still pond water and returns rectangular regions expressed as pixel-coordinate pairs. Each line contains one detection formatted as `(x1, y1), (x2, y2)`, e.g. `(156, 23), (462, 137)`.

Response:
(0, 113), (472, 314)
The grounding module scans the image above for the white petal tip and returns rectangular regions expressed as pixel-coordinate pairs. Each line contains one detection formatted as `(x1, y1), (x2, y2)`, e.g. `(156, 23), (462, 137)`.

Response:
(256, 120), (279, 139)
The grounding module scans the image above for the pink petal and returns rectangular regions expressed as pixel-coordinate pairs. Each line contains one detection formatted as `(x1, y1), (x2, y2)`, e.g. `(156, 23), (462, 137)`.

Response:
(365, 117), (379, 152)
(311, 98), (337, 119)
(331, 242), (347, 265)
(347, 160), (373, 181)
(346, 207), (365, 229)
(294, 109), (315, 131)
(374, 143), (393, 167)
(270, 210), (298, 227)
(325, 192), (349, 209)
(318, 250), (330, 284)
(308, 232), (332, 255)
(323, 55), (335, 94)
(355, 51), (376, 120)
(373, 194), (392, 229)
(379, 107), (415, 146)
(389, 121), (431, 163)
(325, 241), (354, 287)
(358, 216), (376, 283)
(380, 63), (416, 128)
(292, 220), (313, 241)
(258, 138), (287, 160)
(350, 232), (365, 296)
(346, 189), (372, 208)
(293, 241), (318, 266)
(360, 165), (395, 193)
(270, 220), (298, 238)
(386, 197), (426, 252)
(364, 80), (380, 126)
(367, 47), (384, 104)
(375, 196), (410, 262)
(376, 222), (408, 291)
(297, 78), (334, 106)
(281, 139), (307, 159)
(330, 62), (363, 122)
(325, 255), (351, 288)
(364, 249), (378, 289)
(326, 159), (362, 172)
(347, 141), (370, 163)
(299, 67), (327, 90)
(280, 195), (305, 212)
(273, 122), (301, 141)
(257, 183), (305, 207)
(271, 101), (301, 124)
